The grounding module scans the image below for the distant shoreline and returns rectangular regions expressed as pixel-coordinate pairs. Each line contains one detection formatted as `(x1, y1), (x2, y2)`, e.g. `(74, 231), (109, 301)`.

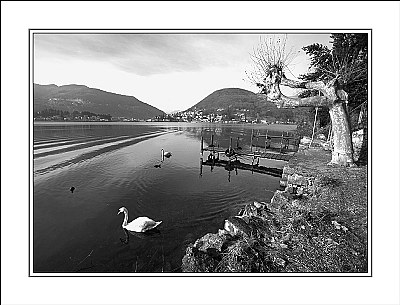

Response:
(33, 121), (297, 131)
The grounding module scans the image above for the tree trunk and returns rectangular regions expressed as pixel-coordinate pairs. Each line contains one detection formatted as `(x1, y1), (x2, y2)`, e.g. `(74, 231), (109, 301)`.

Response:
(329, 103), (354, 166)
(264, 70), (355, 166)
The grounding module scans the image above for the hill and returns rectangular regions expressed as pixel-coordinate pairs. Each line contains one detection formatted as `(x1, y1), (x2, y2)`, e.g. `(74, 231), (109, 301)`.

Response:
(33, 84), (165, 120)
(187, 88), (313, 123)
(188, 88), (261, 112)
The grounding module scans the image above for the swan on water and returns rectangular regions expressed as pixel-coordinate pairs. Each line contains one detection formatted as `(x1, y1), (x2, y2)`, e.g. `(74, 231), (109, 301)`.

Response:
(118, 207), (162, 233)
(161, 149), (172, 158)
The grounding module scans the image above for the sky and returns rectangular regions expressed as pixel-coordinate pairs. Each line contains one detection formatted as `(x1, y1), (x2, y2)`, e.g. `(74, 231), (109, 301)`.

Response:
(34, 32), (332, 113)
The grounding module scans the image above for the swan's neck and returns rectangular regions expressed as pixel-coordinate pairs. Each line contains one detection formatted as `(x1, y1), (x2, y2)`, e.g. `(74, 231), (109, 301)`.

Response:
(122, 210), (128, 227)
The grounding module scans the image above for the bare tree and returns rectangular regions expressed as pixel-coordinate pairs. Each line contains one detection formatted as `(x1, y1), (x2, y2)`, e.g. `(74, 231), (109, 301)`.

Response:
(247, 35), (366, 166)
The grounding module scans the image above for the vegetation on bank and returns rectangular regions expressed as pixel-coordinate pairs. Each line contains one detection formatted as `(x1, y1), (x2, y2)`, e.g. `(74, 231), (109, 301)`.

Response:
(34, 108), (113, 121)
(182, 148), (368, 272)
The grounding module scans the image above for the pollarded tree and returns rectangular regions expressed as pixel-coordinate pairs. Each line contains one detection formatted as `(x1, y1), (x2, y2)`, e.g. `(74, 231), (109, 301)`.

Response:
(247, 35), (368, 166)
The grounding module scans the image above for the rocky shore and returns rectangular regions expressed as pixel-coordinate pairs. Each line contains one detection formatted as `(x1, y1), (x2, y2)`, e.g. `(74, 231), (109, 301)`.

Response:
(182, 147), (368, 272)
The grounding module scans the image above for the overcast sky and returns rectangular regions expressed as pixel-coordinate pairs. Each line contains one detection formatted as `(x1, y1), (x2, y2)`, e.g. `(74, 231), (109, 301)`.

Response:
(34, 32), (331, 113)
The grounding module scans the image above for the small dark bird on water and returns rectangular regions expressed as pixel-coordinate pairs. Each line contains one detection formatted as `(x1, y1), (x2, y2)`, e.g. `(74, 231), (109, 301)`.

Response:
(154, 164), (161, 168)
(70, 187), (75, 193)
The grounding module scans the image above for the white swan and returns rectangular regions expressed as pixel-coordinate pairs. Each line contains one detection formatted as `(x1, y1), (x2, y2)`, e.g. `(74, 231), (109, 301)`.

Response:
(161, 149), (172, 158)
(118, 207), (162, 233)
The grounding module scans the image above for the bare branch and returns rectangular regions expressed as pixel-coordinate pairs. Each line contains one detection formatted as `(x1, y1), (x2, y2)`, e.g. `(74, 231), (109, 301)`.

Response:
(281, 76), (325, 91)
(270, 95), (331, 108)
(246, 35), (298, 86)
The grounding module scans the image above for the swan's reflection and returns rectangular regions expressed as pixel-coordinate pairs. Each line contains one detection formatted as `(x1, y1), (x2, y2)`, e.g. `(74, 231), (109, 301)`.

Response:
(120, 228), (161, 244)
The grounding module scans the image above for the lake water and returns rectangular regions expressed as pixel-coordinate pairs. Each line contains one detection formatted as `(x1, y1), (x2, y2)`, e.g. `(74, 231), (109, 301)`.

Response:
(33, 122), (296, 273)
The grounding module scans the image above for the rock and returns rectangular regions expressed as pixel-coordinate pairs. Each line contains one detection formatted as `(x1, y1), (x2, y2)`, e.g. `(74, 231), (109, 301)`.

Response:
(287, 173), (307, 186)
(352, 129), (364, 161)
(218, 229), (228, 237)
(240, 215), (250, 224)
(291, 199), (301, 208)
(248, 217), (273, 238)
(271, 190), (290, 207)
(282, 166), (295, 175)
(300, 136), (312, 145)
(296, 187), (304, 196)
(253, 201), (265, 209)
(274, 257), (286, 267)
(331, 220), (349, 232)
(194, 233), (227, 252)
(181, 245), (219, 272)
(224, 216), (252, 237)
(242, 204), (258, 217)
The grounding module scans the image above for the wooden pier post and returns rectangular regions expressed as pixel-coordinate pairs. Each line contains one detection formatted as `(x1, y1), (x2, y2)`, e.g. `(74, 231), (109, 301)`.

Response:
(256, 130), (259, 152)
(229, 137), (233, 150)
(201, 136), (204, 155)
(264, 130), (268, 151)
(285, 131), (289, 149)
(250, 129), (254, 152)
(280, 132), (284, 153)
(211, 134), (214, 147)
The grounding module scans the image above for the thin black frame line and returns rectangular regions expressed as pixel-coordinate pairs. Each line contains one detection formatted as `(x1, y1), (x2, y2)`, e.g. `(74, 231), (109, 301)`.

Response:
(29, 29), (372, 277)
(28, 30), (31, 277)
(30, 274), (371, 277)
(30, 31), (373, 35)
(369, 29), (373, 277)
(29, 28), (373, 31)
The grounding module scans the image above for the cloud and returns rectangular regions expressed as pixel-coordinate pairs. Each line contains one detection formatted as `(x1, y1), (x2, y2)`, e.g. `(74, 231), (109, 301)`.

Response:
(34, 34), (253, 76)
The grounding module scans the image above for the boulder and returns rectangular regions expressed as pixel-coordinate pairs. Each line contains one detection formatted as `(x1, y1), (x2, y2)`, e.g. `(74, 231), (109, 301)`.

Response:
(242, 204), (258, 217)
(181, 232), (231, 272)
(224, 216), (252, 237)
(300, 136), (312, 145)
(280, 179), (288, 187)
(253, 201), (265, 209)
(287, 173), (307, 186)
(352, 129), (364, 161)
(271, 190), (290, 207)
(194, 232), (228, 252)
(181, 245), (219, 272)
(282, 166), (295, 175)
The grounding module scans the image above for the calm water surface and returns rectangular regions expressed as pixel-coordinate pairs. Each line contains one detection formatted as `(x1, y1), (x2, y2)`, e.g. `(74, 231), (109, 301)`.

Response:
(33, 122), (295, 273)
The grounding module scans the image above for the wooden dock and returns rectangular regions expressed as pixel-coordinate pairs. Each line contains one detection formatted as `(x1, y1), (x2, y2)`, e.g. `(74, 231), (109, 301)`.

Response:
(201, 130), (299, 162)
(201, 146), (294, 162)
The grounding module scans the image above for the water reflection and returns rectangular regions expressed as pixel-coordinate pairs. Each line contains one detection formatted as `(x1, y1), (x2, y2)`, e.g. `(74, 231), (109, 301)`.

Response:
(120, 228), (162, 244)
(199, 156), (283, 182)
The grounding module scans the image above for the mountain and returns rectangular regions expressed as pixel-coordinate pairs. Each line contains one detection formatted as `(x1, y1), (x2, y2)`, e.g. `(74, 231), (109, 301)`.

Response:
(188, 88), (260, 112)
(187, 88), (311, 122)
(33, 84), (165, 119)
